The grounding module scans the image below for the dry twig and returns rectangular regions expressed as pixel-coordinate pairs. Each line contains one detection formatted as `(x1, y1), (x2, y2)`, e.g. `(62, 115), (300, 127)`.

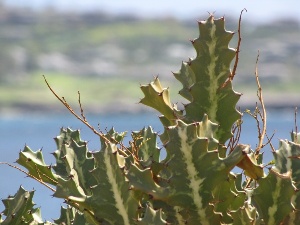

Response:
(254, 51), (267, 155)
(231, 8), (247, 80)
(266, 132), (276, 153)
(221, 8), (247, 88)
(43, 76), (134, 157)
(43, 75), (110, 142)
(294, 107), (298, 143)
(0, 162), (56, 192)
(228, 114), (243, 153)
(78, 91), (87, 122)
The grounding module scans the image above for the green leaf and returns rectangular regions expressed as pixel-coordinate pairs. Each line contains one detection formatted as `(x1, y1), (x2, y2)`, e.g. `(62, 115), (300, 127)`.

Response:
(173, 61), (195, 101)
(271, 139), (300, 224)
(174, 16), (241, 144)
(52, 128), (139, 224)
(251, 169), (295, 224)
(16, 146), (58, 186)
(53, 206), (76, 224)
(130, 126), (160, 162)
(273, 139), (300, 186)
(230, 202), (257, 225)
(137, 205), (167, 225)
(53, 128), (95, 191)
(235, 148), (264, 180)
(128, 116), (248, 224)
(85, 137), (139, 225)
(0, 186), (46, 225)
(212, 173), (246, 223)
(140, 77), (182, 125)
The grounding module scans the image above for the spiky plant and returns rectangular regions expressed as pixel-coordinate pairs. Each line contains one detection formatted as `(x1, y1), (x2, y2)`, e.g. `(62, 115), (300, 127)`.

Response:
(1, 12), (300, 225)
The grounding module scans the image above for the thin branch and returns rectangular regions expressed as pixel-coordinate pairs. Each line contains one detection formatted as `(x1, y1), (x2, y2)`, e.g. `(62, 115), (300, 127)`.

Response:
(232, 8), (247, 80)
(43, 75), (110, 143)
(2, 78), (103, 221)
(254, 104), (262, 145)
(0, 162), (56, 192)
(78, 91), (87, 122)
(228, 116), (243, 153)
(266, 132), (276, 152)
(260, 131), (275, 150)
(295, 107), (298, 143)
(244, 51), (270, 156)
(220, 8), (247, 88)
(254, 51), (267, 155)
(44, 75), (134, 158)
(0, 163), (95, 219)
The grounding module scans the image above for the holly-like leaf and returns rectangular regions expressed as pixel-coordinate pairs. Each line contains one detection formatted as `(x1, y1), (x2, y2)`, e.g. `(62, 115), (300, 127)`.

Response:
(16, 146), (58, 186)
(174, 16), (241, 144)
(85, 137), (139, 225)
(137, 205), (167, 225)
(128, 116), (248, 224)
(251, 169), (295, 224)
(0, 186), (47, 225)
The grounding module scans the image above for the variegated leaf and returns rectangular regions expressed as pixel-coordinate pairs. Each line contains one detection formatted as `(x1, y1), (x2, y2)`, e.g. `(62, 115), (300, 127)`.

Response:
(174, 15), (241, 144)
(128, 116), (248, 224)
(251, 169), (295, 225)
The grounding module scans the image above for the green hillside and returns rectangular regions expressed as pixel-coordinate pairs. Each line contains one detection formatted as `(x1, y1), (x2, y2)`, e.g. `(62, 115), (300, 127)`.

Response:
(0, 6), (300, 114)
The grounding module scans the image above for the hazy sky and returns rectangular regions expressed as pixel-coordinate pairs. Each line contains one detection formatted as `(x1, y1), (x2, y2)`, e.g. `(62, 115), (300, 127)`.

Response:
(4, 0), (300, 23)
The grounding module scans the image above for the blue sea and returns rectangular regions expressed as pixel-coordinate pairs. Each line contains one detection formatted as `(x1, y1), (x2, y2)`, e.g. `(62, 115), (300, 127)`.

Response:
(0, 110), (296, 220)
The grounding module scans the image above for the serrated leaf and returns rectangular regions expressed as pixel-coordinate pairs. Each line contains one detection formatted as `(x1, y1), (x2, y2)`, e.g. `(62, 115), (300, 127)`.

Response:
(174, 16), (241, 144)
(85, 138), (139, 225)
(212, 173), (246, 223)
(230, 202), (257, 225)
(53, 128), (83, 178)
(16, 146), (58, 186)
(128, 116), (248, 224)
(130, 126), (160, 162)
(270, 138), (300, 224)
(251, 169), (295, 224)
(137, 205), (167, 225)
(236, 149), (264, 180)
(52, 128), (95, 194)
(140, 77), (182, 125)
(51, 128), (139, 224)
(53, 205), (91, 225)
(173, 61), (195, 101)
(53, 206), (76, 225)
(0, 186), (46, 225)
(273, 139), (300, 186)
(151, 201), (187, 224)
(108, 127), (127, 143)
(53, 175), (87, 203)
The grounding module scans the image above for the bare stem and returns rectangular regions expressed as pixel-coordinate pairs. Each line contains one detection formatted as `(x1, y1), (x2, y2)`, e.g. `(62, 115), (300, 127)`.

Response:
(0, 162), (56, 192)
(43, 75), (110, 143)
(228, 113), (243, 153)
(254, 51), (267, 155)
(43, 75), (132, 156)
(232, 8), (247, 80)
(295, 107), (298, 143)
(266, 132), (276, 152)
(220, 8), (247, 88)
(78, 91), (87, 122)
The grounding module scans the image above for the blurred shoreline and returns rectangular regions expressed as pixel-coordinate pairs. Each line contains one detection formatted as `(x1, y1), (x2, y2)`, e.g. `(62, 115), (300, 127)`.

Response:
(1, 92), (299, 118)
(0, 4), (299, 118)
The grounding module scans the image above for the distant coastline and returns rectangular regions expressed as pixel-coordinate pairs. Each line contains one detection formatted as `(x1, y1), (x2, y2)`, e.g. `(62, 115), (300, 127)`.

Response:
(0, 5), (299, 119)
(1, 93), (299, 118)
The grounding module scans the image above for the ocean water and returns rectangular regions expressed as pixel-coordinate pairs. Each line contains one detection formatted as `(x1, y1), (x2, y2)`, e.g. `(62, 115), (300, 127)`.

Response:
(0, 110), (296, 220)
